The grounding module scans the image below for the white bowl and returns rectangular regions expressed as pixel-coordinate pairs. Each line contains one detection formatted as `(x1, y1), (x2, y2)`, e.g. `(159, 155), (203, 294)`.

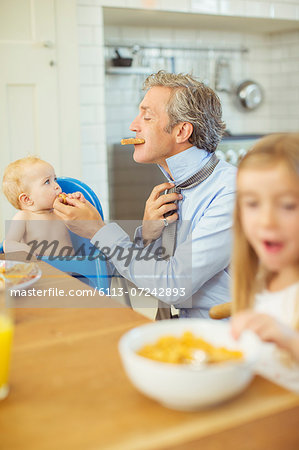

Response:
(119, 319), (261, 411)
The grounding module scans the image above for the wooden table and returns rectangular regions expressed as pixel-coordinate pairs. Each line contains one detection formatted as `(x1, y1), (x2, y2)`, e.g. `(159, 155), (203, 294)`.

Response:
(1, 258), (299, 450)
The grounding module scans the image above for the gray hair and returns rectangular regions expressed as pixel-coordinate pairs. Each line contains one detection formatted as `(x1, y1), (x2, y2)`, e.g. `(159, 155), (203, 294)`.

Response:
(143, 71), (226, 153)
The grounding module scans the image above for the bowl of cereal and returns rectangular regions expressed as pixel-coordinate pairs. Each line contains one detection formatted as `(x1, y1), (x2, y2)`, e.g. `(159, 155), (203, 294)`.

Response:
(118, 319), (261, 411)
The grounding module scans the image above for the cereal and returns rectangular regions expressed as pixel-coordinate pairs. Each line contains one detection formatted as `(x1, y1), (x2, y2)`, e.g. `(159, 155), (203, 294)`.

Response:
(137, 331), (243, 365)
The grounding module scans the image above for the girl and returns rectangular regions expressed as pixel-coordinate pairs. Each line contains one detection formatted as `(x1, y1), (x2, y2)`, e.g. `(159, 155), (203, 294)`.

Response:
(230, 133), (299, 392)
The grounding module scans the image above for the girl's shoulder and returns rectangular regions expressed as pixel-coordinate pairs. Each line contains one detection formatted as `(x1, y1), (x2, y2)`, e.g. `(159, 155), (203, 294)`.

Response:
(254, 282), (299, 324)
(256, 281), (299, 301)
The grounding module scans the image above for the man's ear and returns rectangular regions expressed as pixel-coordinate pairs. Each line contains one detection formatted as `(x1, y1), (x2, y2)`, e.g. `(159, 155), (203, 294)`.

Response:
(19, 193), (33, 208)
(175, 122), (193, 144)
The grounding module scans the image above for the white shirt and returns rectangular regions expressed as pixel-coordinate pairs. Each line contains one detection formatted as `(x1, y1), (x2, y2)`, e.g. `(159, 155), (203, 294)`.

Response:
(254, 282), (299, 393)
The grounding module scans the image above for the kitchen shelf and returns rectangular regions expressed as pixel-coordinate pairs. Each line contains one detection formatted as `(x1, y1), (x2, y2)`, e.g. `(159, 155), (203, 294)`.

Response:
(104, 8), (299, 34)
(106, 66), (152, 75)
(105, 43), (248, 54)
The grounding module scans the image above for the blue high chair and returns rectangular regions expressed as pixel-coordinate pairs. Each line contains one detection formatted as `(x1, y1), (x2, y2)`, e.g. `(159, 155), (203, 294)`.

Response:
(41, 177), (109, 291)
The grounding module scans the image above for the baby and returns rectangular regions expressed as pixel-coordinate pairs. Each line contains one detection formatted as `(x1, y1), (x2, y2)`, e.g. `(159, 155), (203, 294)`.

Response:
(2, 156), (83, 257)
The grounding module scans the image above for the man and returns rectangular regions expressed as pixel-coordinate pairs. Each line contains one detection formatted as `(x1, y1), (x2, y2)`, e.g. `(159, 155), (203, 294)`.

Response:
(54, 71), (236, 318)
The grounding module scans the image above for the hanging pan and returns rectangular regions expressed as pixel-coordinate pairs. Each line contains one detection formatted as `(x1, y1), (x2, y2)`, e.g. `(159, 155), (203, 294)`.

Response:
(236, 80), (263, 110)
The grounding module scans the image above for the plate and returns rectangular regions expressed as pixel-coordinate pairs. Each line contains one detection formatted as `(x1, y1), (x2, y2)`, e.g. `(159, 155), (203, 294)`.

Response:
(0, 260), (42, 292)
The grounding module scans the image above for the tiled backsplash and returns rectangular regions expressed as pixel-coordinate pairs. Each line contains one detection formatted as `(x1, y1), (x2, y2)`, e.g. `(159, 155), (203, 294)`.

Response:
(105, 24), (299, 150)
(77, 0), (299, 218)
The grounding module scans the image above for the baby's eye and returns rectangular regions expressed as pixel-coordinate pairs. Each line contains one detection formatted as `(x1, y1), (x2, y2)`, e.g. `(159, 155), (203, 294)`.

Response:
(54, 177), (57, 182)
(44, 179), (50, 185)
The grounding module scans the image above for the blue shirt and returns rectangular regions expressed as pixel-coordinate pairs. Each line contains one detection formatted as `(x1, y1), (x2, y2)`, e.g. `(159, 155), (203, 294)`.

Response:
(91, 146), (237, 318)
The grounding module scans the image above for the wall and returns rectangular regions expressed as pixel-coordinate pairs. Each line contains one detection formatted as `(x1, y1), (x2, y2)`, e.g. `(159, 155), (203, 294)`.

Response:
(77, 2), (109, 216)
(77, 0), (299, 219)
(268, 29), (299, 132)
(104, 25), (299, 138)
(105, 27), (266, 142)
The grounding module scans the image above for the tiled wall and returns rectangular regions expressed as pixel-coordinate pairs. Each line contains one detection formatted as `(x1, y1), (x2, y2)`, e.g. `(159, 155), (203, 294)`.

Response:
(105, 25), (299, 138)
(105, 27), (264, 142)
(77, 0), (299, 219)
(268, 30), (299, 131)
(77, 3), (109, 216)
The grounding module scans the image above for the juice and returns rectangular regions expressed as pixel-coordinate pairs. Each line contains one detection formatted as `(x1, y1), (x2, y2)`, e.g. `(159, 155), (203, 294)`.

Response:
(0, 314), (13, 399)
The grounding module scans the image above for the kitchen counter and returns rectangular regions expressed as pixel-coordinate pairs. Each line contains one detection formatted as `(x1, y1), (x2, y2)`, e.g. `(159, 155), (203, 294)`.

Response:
(222, 134), (264, 141)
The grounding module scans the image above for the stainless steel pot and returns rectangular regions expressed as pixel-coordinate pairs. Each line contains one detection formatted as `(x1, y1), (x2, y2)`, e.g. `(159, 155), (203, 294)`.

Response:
(236, 80), (263, 110)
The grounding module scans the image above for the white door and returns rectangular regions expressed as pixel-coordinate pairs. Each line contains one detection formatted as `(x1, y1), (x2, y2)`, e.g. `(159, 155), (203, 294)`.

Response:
(0, 0), (80, 238)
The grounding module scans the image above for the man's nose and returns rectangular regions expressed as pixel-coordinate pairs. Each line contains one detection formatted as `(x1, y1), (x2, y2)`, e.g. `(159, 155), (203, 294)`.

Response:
(130, 116), (140, 132)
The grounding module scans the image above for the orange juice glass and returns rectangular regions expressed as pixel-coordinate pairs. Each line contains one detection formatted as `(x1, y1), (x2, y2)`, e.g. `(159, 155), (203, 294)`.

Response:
(0, 290), (13, 400)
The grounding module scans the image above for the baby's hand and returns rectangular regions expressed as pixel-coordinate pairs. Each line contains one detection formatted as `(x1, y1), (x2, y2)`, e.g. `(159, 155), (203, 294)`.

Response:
(231, 310), (296, 353)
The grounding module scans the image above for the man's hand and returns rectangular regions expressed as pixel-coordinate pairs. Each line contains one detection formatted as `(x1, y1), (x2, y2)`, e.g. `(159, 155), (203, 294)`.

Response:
(53, 196), (104, 239)
(142, 182), (182, 243)
(66, 191), (86, 202)
(231, 310), (299, 361)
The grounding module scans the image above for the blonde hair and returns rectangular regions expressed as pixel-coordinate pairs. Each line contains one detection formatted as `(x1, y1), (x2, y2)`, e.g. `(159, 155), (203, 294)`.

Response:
(143, 71), (226, 153)
(232, 133), (299, 332)
(2, 156), (43, 209)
